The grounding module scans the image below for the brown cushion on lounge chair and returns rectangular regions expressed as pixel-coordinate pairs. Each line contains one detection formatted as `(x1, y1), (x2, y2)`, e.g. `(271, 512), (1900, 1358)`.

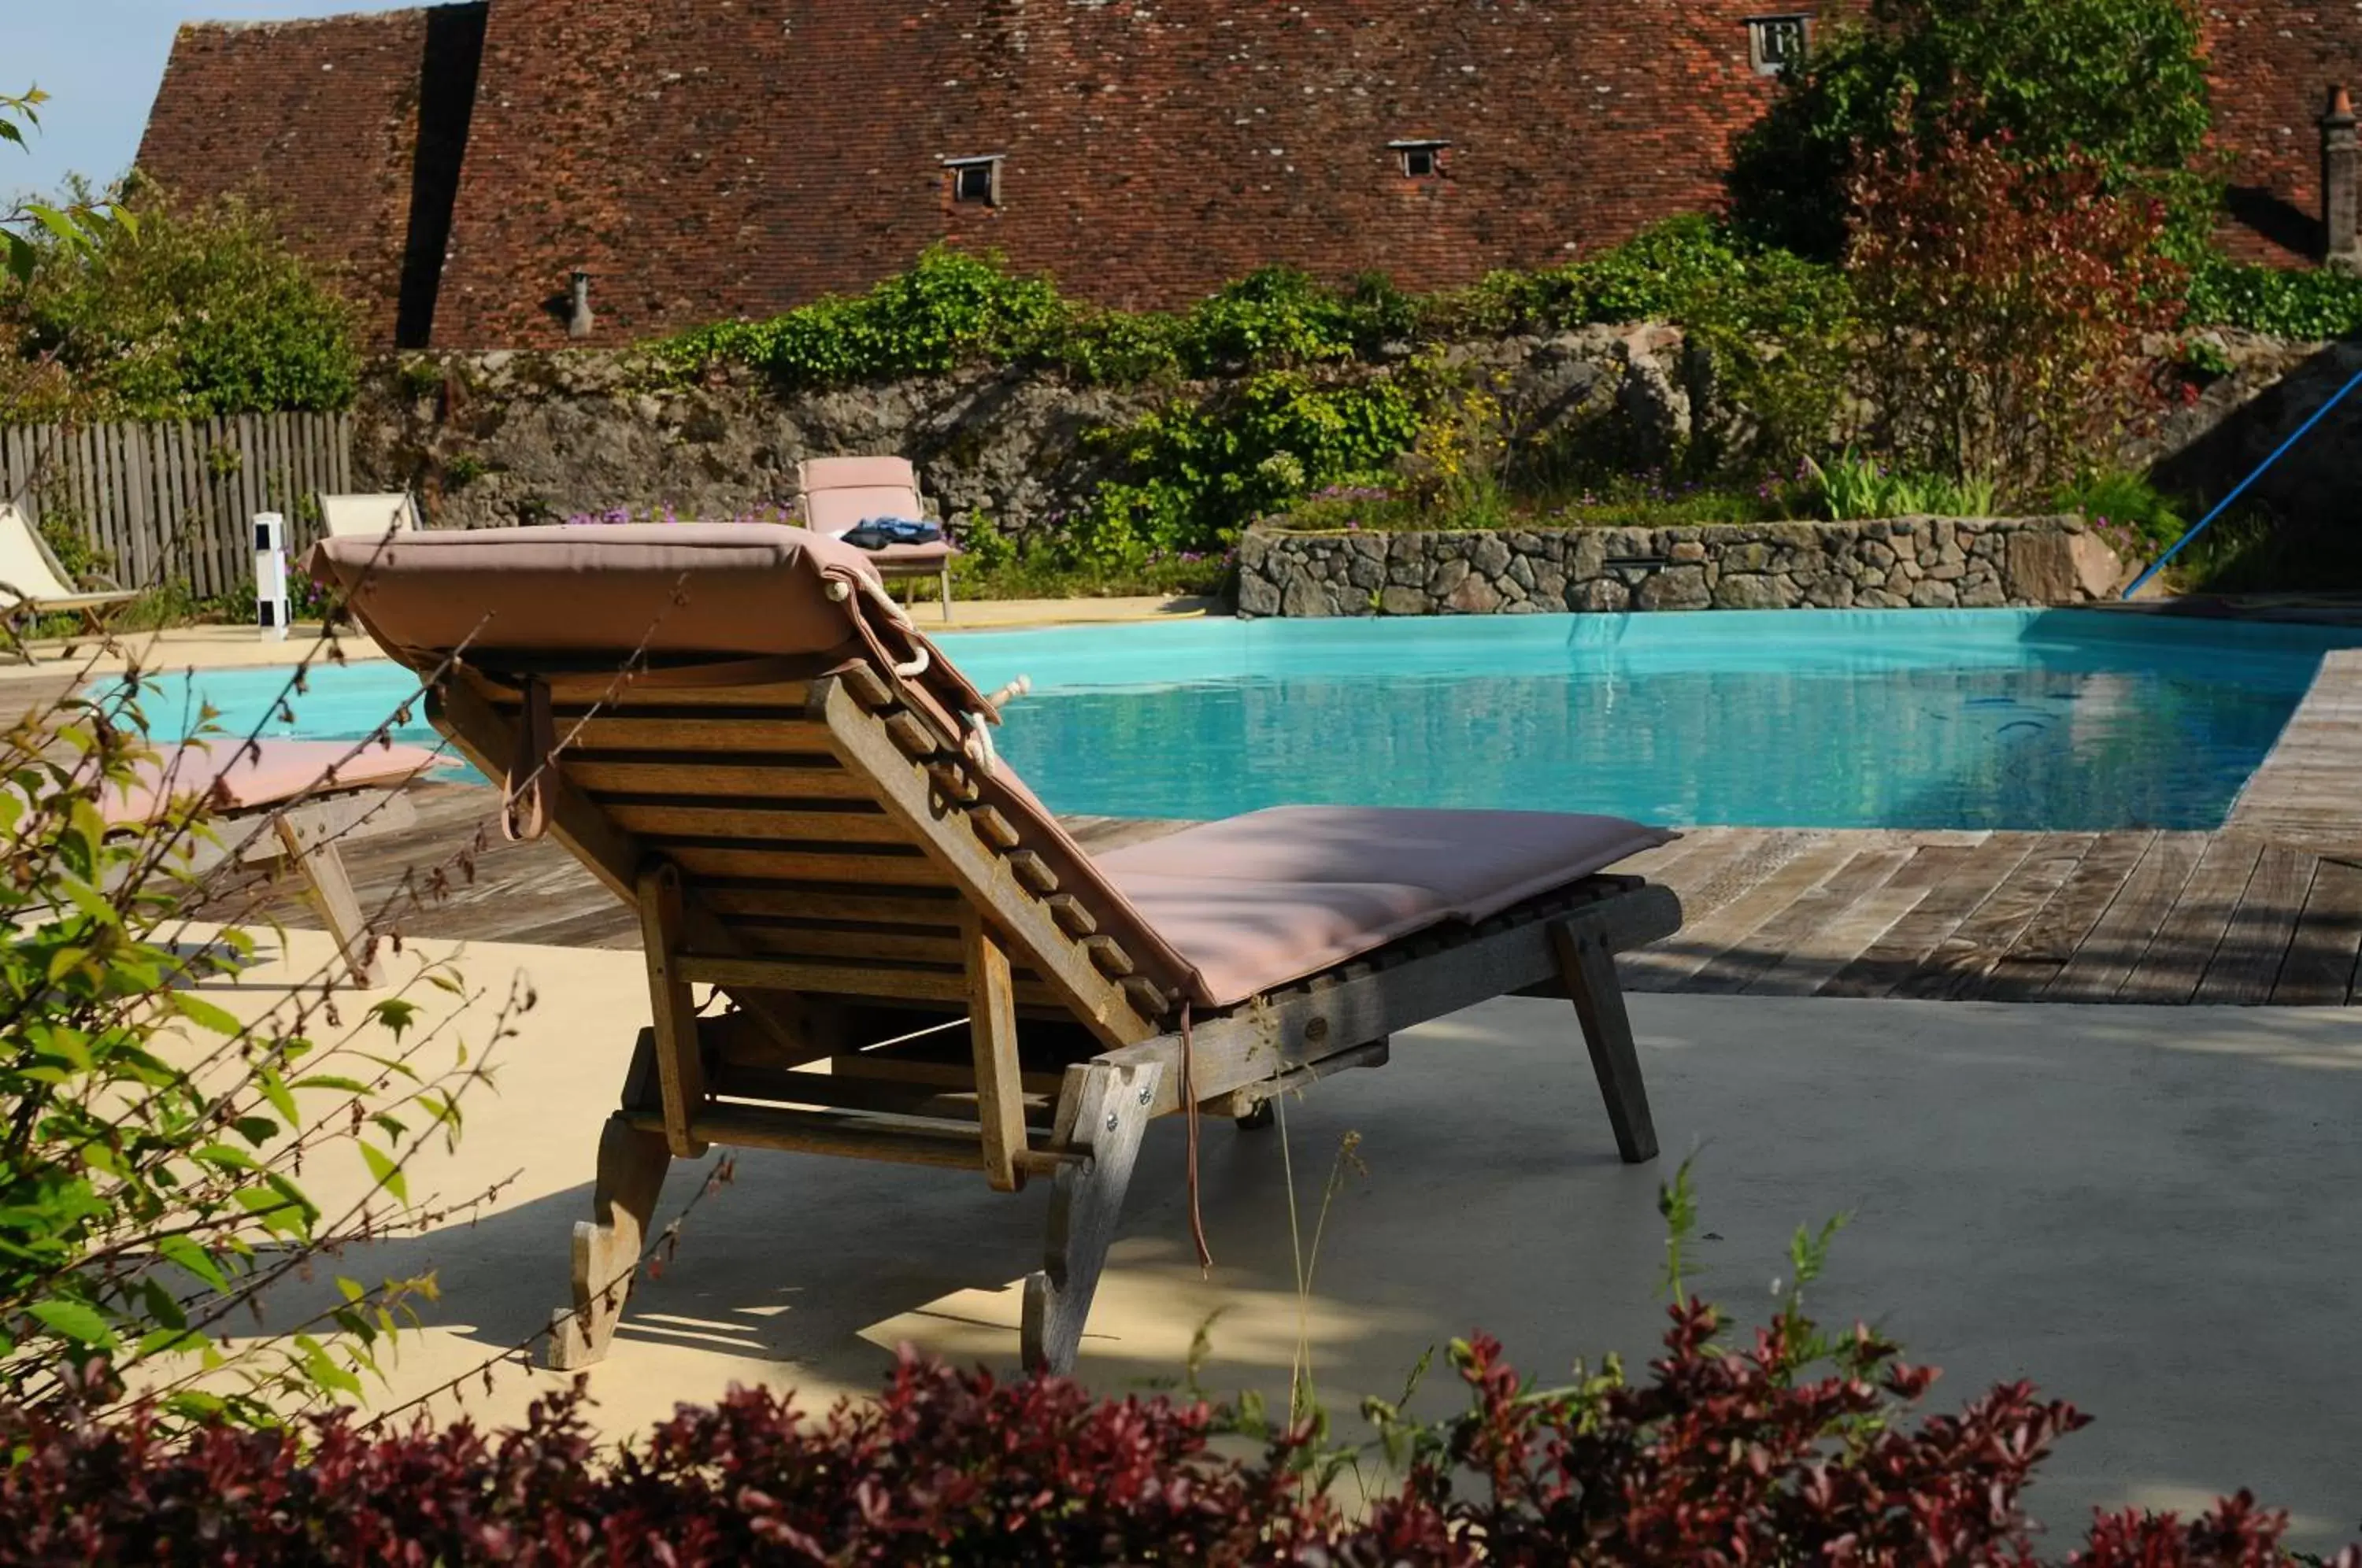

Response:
(108, 738), (442, 824)
(1095, 807), (1672, 1008)
(863, 540), (957, 568)
(305, 523), (886, 660)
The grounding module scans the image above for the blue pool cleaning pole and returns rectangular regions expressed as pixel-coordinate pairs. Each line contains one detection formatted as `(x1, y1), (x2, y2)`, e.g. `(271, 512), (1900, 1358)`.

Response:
(2122, 362), (2362, 599)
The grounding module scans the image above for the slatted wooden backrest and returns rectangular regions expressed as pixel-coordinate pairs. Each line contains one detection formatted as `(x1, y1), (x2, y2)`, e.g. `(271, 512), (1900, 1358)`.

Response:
(436, 659), (1169, 1048)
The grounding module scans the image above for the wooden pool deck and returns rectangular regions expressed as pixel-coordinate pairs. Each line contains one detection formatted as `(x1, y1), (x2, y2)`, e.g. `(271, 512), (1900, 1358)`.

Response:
(215, 632), (2362, 1008)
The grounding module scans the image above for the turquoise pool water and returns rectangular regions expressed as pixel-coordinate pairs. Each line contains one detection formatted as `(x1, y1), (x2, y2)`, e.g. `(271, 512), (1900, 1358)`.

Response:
(143, 609), (2355, 831)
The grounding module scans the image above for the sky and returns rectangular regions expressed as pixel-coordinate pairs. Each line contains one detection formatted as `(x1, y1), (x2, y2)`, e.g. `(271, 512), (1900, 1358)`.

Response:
(6, 0), (417, 201)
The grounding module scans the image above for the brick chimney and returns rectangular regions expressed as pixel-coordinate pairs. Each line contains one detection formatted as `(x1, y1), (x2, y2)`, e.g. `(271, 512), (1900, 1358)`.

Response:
(2326, 87), (2360, 272)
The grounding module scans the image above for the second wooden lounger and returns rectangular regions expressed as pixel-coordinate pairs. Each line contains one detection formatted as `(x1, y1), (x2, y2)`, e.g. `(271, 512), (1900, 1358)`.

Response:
(310, 523), (1684, 1373)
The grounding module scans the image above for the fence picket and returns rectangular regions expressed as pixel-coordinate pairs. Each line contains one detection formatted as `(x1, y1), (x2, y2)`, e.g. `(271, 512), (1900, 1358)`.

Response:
(0, 413), (350, 605)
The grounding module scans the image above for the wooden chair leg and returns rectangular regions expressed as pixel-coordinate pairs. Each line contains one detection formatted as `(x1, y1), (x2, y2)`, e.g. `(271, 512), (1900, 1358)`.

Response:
(1551, 920), (1659, 1164)
(1021, 1060), (1161, 1375)
(546, 1111), (672, 1370)
(940, 559), (953, 623)
(276, 823), (383, 987)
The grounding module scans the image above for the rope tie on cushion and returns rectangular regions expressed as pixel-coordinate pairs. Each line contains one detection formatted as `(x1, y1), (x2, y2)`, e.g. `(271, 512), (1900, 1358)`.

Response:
(828, 573), (931, 678)
(502, 675), (553, 843)
(960, 711), (1000, 777)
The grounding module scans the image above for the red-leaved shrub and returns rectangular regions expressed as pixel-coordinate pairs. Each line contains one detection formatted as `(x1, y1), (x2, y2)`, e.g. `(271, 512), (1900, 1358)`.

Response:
(1846, 102), (2188, 501)
(0, 1305), (2347, 1566)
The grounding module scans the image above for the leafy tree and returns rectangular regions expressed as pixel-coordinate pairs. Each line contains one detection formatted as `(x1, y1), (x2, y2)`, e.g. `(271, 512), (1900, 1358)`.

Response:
(1845, 109), (2187, 499)
(1729, 0), (2214, 259)
(2, 184), (361, 420)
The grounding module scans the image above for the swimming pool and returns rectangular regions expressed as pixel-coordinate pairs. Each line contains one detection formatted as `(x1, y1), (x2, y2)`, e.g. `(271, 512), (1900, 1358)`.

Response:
(139, 609), (2354, 831)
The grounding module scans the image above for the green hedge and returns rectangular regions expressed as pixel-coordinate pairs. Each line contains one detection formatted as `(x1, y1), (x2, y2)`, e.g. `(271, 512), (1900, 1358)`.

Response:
(661, 222), (1855, 391)
(2186, 258), (2362, 341)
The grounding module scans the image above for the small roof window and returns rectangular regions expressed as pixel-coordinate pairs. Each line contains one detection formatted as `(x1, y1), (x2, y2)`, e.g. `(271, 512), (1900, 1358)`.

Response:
(944, 154), (1002, 206)
(1748, 16), (1811, 76)
(1390, 139), (1449, 179)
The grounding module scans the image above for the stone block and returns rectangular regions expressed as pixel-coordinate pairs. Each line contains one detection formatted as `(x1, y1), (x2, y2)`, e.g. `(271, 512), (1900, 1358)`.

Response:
(1379, 585), (1431, 616)
(1446, 574), (1504, 613)
(1712, 572), (1797, 609)
(1908, 578), (1960, 608)
(1238, 573), (1280, 617)
(2005, 531), (2079, 604)
(1424, 557), (1472, 597)
(1568, 576), (1631, 612)
(1569, 532), (1609, 578)
(1282, 571), (1338, 617)
(2072, 532), (2126, 599)
(1636, 564), (1710, 610)
(1346, 554), (1386, 590)
(1471, 534), (1512, 575)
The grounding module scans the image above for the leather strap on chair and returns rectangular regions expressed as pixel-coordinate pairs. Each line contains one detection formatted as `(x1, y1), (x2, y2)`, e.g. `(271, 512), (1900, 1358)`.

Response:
(1182, 1003), (1212, 1273)
(502, 675), (554, 843)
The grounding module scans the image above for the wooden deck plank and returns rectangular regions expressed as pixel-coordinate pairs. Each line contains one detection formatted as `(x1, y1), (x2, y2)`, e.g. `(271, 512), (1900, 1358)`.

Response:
(2225, 648), (2362, 854)
(1970, 831), (2156, 1002)
(1636, 840), (1860, 989)
(1688, 847), (1913, 995)
(1890, 834), (2096, 1001)
(2112, 836), (2267, 1005)
(2270, 858), (2362, 1005)
(2046, 834), (2209, 1004)
(228, 781), (2362, 1008)
(1649, 830), (1817, 923)
(1742, 871), (1930, 997)
(2193, 845), (2319, 1005)
(1818, 838), (2034, 999)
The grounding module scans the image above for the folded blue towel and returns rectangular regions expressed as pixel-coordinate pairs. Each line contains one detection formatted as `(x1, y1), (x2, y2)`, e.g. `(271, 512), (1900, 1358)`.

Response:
(844, 516), (944, 549)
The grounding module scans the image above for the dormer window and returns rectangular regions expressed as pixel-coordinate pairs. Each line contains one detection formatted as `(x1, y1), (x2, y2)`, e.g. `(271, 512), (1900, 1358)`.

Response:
(1390, 139), (1449, 179)
(945, 155), (1002, 205)
(1748, 16), (1810, 76)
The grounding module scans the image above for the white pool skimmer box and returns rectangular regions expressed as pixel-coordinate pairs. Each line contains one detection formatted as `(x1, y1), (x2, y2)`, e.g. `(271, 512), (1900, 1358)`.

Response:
(254, 512), (289, 640)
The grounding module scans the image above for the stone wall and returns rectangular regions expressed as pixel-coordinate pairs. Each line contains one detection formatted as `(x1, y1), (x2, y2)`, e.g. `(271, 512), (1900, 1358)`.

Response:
(355, 325), (1692, 538)
(1235, 518), (2129, 618)
(357, 326), (2351, 568)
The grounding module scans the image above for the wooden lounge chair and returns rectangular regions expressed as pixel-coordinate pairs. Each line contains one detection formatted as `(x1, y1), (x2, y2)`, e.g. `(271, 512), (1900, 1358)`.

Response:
(309, 523), (1683, 1373)
(794, 457), (957, 622)
(109, 737), (439, 987)
(0, 503), (139, 662)
(315, 494), (421, 637)
(318, 492), (421, 545)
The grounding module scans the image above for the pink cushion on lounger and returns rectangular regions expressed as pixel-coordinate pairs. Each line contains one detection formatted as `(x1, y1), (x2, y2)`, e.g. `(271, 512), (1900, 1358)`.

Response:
(107, 738), (439, 825)
(864, 540), (957, 568)
(307, 523), (887, 661)
(1096, 806), (1672, 1008)
(801, 456), (920, 493)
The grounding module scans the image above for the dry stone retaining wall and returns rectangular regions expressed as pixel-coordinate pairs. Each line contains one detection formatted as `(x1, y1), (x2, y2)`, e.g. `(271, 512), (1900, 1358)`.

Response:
(1235, 517), (2129, 618)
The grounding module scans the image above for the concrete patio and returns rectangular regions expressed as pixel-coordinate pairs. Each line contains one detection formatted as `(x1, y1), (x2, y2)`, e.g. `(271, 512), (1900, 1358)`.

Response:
(218, 923), (2362, 1554)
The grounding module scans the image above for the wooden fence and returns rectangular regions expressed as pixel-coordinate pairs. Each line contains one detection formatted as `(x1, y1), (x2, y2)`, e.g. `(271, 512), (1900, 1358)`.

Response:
(0, 412), (357, 601)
